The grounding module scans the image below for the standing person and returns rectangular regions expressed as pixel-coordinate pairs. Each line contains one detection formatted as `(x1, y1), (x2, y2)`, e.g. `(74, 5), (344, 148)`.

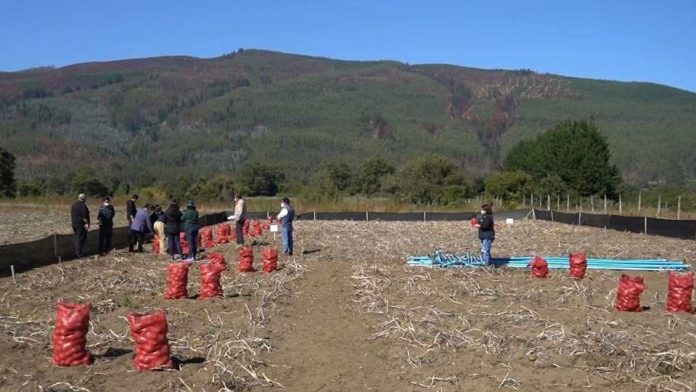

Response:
(276, 197), (295, 256)
(126, 194), (139, 249)
(474, 204), (495, 264)
(97, 197), (115, 256)
(227, 193), (247, 246)
(182, 201), (200, 262)
(129, 204), (154, 252)
(163, 202), (183, 259)
(152, 205), (167, 256)
(70, 193), (90, 258)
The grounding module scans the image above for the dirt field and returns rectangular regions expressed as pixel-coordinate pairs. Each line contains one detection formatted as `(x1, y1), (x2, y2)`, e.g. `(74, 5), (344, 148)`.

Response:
(1, 219), (696, 391)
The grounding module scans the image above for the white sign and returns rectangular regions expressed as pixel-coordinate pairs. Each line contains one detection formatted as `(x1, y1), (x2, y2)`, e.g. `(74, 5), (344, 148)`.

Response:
(506, 218), (514, 225)
(270, 224), (279, 232)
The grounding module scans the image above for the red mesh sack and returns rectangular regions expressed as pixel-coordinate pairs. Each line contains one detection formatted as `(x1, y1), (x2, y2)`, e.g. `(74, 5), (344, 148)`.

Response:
(569, 252), (587, 280)
(153, 235), (160, 255)
(238, 246), (255, 272)
(216, 224), (230, 244)
(253, 221), (263, 236)
(667, 271), (694, 313)
(616, 274), (645, 312)
(207, 252), (227, 271)
(262, 247), (278, 273)
(530, 256), (549, 278)
(470, 217), (478, 227)
(128, 310), (174, 371)
(199, 263), (225, 299)
(164, 262), (189, 299)
(179, 232), (190, 255)
(52, 302), (93, 366)
(200, 227), (216, 248)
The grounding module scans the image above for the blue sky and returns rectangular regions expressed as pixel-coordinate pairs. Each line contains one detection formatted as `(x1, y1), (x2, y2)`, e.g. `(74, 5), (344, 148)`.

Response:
(1, 0), (695, 92)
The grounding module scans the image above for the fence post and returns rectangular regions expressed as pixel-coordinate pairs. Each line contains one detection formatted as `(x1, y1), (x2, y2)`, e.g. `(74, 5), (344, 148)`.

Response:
(638, 191), (642, 213)
(423, 211), (426, 222)
(313, 211), (316, 220)
(547, 194), (551, 211)
(619, 195), (622, 215)
(366, 211), (369, 222)
(557, 195), (560, 211)
(550, 209), (554, 222)
(677, 196), (681, 220)
(578, 211), (582, 225)
(532, 208), (536, 220)
(644, 216), (647, 234)
(531, 194), (534, 207)
(657, 194), (661, 218)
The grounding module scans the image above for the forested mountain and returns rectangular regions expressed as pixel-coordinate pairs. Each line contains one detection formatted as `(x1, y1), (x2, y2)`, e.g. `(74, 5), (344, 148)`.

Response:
(1, 49), (695, 191)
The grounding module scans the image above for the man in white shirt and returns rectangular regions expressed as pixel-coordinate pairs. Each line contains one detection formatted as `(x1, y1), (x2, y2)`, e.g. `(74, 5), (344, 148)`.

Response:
(227, 193), (246, 245)
(276, 197), (295, 255)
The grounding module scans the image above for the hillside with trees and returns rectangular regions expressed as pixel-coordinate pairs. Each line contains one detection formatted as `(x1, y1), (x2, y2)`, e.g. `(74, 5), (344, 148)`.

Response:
(1, 49), (695, 201)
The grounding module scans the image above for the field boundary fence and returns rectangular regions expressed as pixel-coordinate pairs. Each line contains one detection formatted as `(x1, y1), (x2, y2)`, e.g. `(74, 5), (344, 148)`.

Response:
(533, 208), (696, 241)
(0, 209), (533, 276)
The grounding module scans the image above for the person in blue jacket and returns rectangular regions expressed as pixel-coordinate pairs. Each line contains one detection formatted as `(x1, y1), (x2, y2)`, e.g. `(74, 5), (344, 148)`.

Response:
(129, 204), (154, 252)
(474, 204), (495, 264)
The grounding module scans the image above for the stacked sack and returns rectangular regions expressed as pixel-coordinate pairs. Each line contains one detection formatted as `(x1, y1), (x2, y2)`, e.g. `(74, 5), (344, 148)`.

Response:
(216, 224), (231, 244)
(52, 302), (93, 366)
(530, 256), (549, 278)
(128, 310), (174, 371)
(164, 263), (189, 299)
(666, 271), (694, 313)
(153, 235), (161, 255)
(238, 246), (255, 272)
(199, 263), (225, 299)
(200, 227), (216, 248)
(262, 248), (278, 273)
(207, 252), (227, 271)
(569, 252), (587, 280)
(615, 274), (645, 312)
(179, 232), (190, 255)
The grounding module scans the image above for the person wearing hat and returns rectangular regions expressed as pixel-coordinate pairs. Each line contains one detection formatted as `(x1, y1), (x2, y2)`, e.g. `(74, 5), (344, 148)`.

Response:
(97, 196), (115, 256)
(276, 197), (295, 256)
(70, 193), (90, 258)
(129, 204), (154, 252)
(181, 201), (200, 262)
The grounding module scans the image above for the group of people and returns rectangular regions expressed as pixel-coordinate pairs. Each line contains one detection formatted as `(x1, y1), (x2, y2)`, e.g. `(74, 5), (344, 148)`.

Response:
(69, 192), (296, 260)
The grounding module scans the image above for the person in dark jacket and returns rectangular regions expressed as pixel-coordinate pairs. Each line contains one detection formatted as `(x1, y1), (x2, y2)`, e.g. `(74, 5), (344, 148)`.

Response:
(276, 197), (295, 256)
(181, 201), (200, 262)
(70, 193), (90, 258)
(163, 202), (183, 259)
(97, 196), (115, 256)
(129, 204), (154, 252)
(474, 204), (495, 264)
(126, 194), (139, 250)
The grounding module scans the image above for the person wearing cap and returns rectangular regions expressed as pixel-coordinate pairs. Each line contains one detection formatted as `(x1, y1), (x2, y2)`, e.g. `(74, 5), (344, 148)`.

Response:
(227, 193), (247, 245)
(152, 205), (167, 256)
(276, 197), (295, 256)
(181, 201), (200, 262)
(129, 204), (154, 252)
(70, 193), (90, 258)
(97, 196), (115, 256)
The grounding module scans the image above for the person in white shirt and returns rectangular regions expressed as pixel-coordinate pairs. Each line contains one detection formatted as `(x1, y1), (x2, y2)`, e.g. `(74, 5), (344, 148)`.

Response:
(276, 197), (295, 255)
(227, 193), (247, 245)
